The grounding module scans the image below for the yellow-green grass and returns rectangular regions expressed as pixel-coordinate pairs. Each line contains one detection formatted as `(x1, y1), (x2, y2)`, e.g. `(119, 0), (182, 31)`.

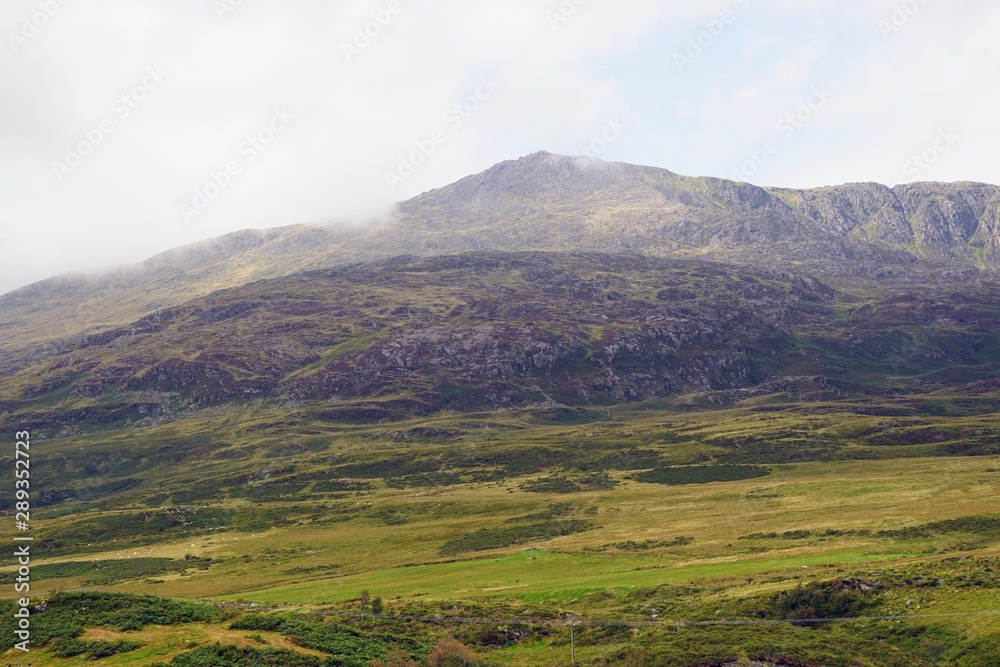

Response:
(10, 455), (997, 604)
(4, 451), (1000, 667)
(6, 397), (998, 624)
(223, 547), (927, 606)
(0, 622), (329, 667)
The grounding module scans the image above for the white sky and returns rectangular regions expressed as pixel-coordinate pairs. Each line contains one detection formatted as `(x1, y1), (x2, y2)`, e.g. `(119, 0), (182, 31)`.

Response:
(1, 0), (998, 294)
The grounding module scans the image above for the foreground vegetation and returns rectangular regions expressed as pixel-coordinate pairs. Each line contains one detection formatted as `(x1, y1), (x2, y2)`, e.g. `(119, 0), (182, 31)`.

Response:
(1, 388), (999, 665)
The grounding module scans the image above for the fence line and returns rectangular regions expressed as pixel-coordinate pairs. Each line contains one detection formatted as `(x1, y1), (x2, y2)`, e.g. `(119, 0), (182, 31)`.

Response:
(318, 608), (1000, 629)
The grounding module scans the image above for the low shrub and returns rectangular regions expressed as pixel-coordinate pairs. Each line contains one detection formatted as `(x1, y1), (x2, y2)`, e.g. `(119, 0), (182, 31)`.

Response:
(440, 520), (592, 555)
(635, 465), (771, 486)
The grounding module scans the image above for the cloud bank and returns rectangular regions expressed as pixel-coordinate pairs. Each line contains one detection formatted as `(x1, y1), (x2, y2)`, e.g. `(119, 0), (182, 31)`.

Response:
(1, 0), (998, 293)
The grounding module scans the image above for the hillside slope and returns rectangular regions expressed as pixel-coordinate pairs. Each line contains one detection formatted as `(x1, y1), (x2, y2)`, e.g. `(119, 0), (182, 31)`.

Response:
(0, 224), (364, 354)
(4, 252), (1000, 435)
(2, 152), (998, 354)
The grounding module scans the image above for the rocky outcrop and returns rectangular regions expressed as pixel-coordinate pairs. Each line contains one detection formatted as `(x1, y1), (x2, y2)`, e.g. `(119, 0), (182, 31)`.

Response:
(772, 180), (1000, 256)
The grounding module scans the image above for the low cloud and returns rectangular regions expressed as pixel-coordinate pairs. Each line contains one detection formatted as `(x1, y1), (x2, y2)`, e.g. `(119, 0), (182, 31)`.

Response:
(0, 0), (997, 294)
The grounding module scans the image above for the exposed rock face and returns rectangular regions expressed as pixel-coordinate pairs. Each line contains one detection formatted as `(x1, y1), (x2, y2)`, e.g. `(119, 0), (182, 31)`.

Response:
(773, 179), (1000, 256)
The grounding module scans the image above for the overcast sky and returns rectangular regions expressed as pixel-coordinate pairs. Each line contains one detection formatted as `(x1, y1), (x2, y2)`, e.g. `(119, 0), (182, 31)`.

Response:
(1, 0), (998, 295)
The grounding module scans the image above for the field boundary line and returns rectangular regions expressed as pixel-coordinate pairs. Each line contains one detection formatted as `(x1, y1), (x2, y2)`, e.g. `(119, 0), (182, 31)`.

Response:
(316, 609), (1000, 629)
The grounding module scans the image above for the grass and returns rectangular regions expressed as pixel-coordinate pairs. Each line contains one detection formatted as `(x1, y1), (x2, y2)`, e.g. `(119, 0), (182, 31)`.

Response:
(4, 387), (1000, 665)
(222, 547), (928, 606)
(4, 621), (333, 666)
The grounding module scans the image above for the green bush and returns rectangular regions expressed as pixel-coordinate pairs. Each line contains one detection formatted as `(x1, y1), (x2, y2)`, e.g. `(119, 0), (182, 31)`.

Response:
(440, 520), (592, 555)
(313, 479), (374, 493)
(51, 637), (143, 659)
(385, 472), (464, 489)
(635, 465), (771, 486)
(519, 476), (582, 494)
(152, 643), (326, 666)
(0, 557), (211, 586)
(763, 580), (880, 621)
(42, 592), (218, 633)
(505, 503), (574, 523)
(279, 619), (422, 665)
(230, 615), (286, 632)
(951, 632), (1000, 666)
(612, 537), (693, 551)
(49, 637), (89, 658)
(877, 515), (1000, 540)
(229, 615), (424, 667)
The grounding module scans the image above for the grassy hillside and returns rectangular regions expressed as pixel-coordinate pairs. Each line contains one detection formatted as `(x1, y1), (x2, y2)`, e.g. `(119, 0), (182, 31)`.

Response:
(0, 225), (369, 355)
(3, 387), (1000, 665)
(5, 252), (1000, 442)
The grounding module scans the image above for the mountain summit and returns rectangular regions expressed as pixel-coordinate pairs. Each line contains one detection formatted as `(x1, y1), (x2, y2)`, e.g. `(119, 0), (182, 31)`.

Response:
(380, 152), (1000, 275)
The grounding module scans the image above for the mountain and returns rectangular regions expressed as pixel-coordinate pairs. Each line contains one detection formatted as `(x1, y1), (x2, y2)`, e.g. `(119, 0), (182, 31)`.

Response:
(383, 153), (1000, 276)
(5, 250), (1000, 436)
(2, 152), (999, 356)
(0, 224), (363, 355)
